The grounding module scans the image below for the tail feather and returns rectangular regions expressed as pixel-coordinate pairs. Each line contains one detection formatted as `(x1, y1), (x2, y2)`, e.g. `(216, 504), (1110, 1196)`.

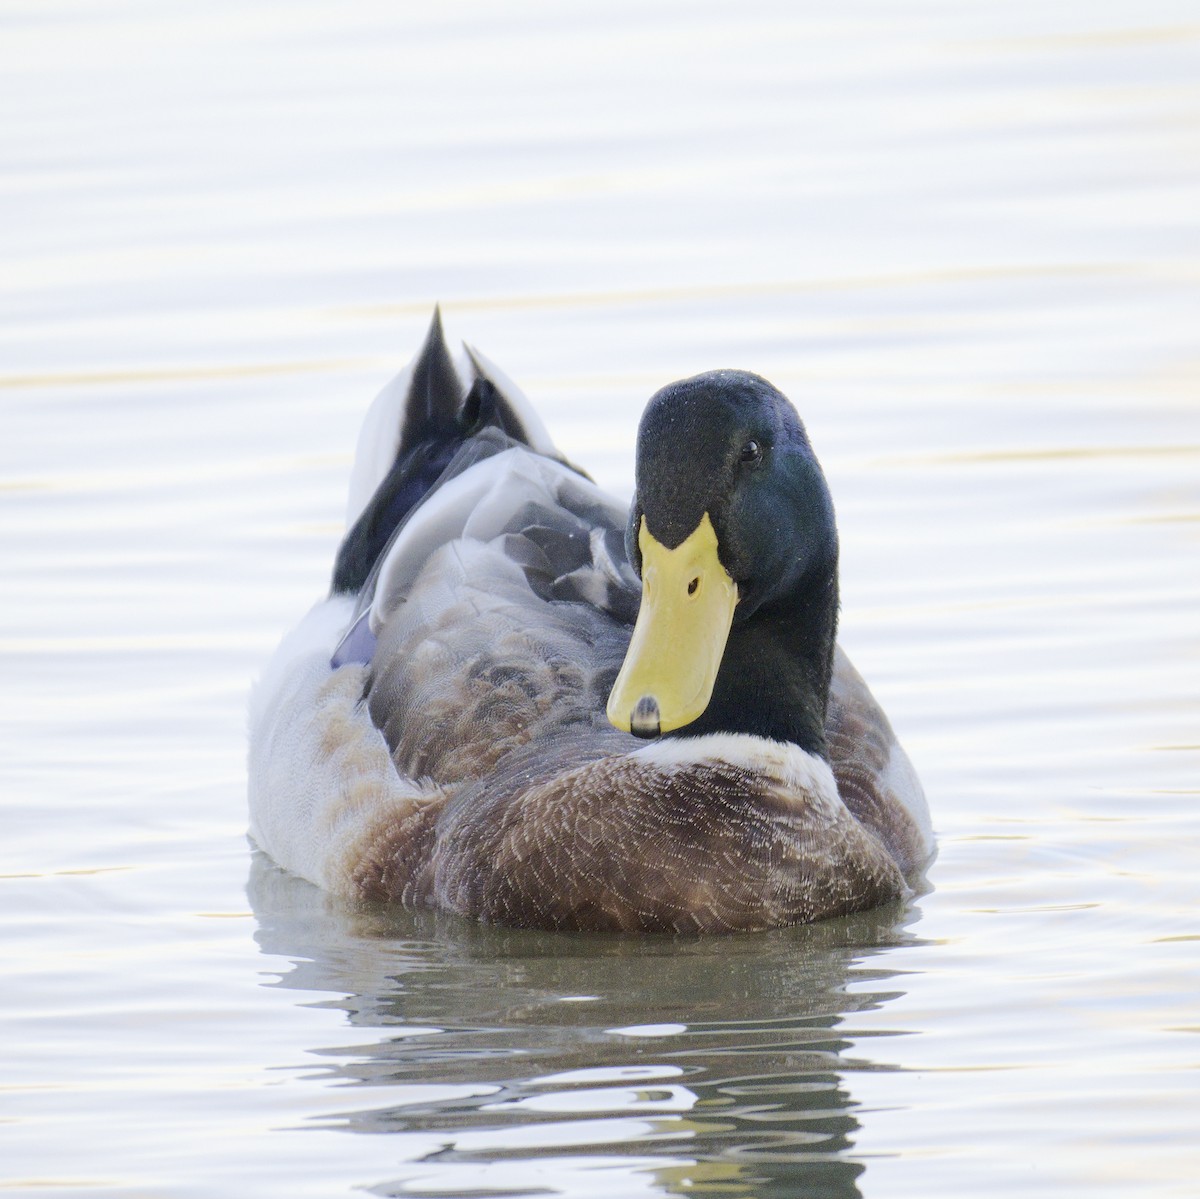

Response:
(402, 306), (463, 448)
(331, 310), (563, 596)
(462, 343), (557, 455)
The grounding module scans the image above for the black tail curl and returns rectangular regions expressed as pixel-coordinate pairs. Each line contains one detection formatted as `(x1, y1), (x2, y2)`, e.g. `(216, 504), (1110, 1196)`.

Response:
(332, 308), (550, 595)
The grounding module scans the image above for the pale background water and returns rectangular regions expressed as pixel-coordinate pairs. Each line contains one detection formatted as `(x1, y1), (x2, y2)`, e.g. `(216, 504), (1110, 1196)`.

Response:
(2, 2), (1198, 1196)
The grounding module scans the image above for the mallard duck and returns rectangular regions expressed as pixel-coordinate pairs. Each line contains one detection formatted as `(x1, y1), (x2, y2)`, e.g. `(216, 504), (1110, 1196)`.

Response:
(248, 312), (933, 932)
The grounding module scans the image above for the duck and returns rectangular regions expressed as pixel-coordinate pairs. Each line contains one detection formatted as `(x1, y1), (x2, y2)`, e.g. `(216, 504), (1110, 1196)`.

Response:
(248, 311), (933, 932)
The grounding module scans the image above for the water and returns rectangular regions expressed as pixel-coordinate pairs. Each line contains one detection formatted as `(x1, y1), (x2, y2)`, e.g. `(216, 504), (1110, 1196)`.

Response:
(2, 2), (1198, 1195)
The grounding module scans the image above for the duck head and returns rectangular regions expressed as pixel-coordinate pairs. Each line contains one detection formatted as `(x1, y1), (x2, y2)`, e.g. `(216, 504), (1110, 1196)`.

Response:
(607, 370), (839, 751)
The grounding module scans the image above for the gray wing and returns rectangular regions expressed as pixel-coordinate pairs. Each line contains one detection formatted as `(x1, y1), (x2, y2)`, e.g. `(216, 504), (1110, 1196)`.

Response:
(826, 646), (934, 875)
(369, 442), (639, 633)
(363, 446), (642, 786)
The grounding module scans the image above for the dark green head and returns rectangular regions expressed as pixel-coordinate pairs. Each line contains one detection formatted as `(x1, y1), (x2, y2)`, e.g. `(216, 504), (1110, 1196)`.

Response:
(610, 369), (840, 752)
(628, 369), (838, 624)
(609, 369), (835, 753)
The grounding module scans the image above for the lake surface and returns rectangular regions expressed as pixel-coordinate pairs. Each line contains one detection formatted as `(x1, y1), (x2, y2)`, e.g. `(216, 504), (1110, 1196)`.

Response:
(2, 2), (1198, 1196)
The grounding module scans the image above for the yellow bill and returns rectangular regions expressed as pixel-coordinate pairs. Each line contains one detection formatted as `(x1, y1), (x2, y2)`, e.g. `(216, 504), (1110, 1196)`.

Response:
(607, 512), (739, 737)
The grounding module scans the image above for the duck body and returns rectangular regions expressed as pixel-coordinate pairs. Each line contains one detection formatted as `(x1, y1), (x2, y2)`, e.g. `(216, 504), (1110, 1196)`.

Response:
(248, 314), (933, 932)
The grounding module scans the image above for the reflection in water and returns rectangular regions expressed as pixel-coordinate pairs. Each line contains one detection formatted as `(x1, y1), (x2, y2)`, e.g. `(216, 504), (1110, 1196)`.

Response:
(248, 853), (927, 1198)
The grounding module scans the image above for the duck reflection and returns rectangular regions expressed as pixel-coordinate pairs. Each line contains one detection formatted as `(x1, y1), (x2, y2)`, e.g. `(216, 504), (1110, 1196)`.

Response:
(248, 851), (925, 1199)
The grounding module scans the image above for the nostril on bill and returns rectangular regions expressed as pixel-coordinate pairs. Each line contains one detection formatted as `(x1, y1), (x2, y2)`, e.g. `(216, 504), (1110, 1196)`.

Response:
(630, 695), (662, 739)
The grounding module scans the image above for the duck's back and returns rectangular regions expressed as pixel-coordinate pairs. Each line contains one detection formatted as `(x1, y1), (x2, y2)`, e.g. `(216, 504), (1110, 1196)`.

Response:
(363, 444), (643, 785)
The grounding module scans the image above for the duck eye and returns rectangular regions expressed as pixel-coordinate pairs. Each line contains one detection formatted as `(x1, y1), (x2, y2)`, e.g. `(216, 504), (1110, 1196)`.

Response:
(739, 439), (762, 465)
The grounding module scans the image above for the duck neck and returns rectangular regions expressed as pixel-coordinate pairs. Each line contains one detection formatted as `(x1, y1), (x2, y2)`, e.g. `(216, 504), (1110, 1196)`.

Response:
(672, 554), (838, 758)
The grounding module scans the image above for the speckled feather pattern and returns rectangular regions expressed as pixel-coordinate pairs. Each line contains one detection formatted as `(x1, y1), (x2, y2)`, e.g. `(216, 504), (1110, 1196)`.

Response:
(338, 728), (905, 933)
